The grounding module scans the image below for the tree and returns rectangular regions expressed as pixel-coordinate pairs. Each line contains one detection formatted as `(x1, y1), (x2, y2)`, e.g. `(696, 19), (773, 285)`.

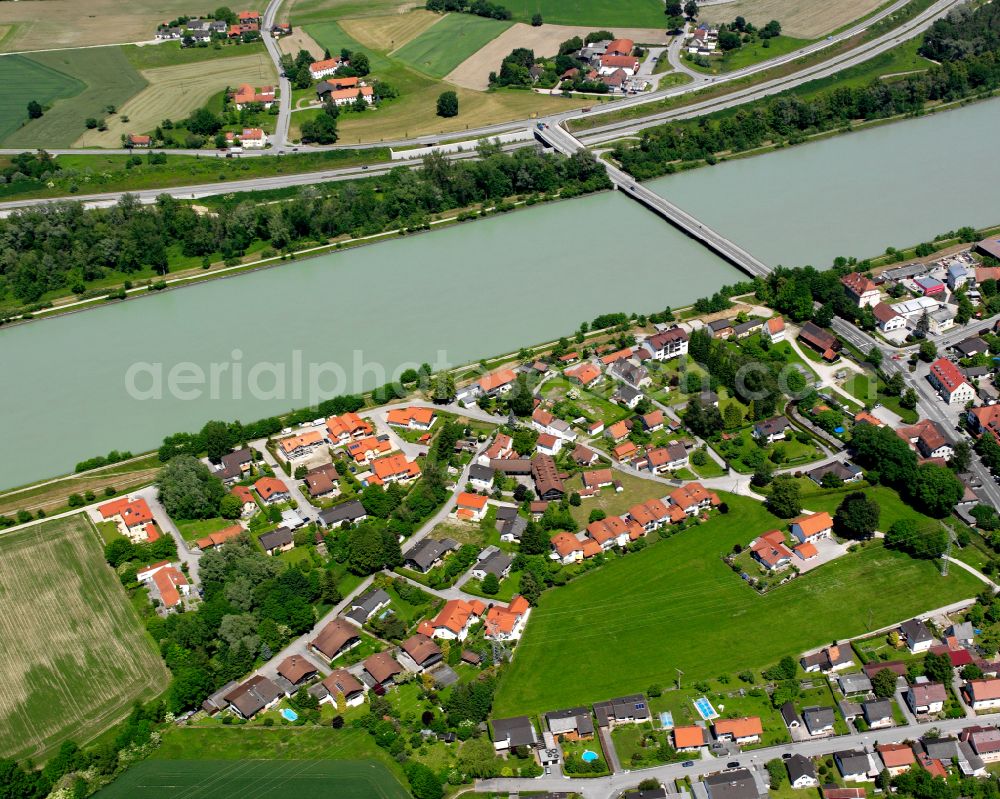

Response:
(519, 570), (541, 605)
(766, 476), (801, 518)
(871, 667), (898, 698)
(27, 100), (43, 119)
(899, 387), (917, 410)
(218, 493), (243, 519)
(834, 492), (880, 539)
(951, 440), (972, 472)
(684, 0), (699, 18)
(481, 572), (500, 595)
(923, 651), (953, 684)
(200, 419), (233, 462)
(531, 12), (543, 25)
(909, 463), (964, 518)
(436, 90), (459, 118)
(351, 51), (370, 76)
(766, 759), (786, 789)
(666, 1), (683, 15)
(519, 520), (549, 555)
(157, 455), (226, 519)
(918, 339), (938, 362)
(186, 107), (223, 136)
(300, 112), (338, 144)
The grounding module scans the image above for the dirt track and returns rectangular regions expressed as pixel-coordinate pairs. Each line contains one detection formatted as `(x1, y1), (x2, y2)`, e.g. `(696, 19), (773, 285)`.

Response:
(446, 22), (669, 90)
(698, 0), (885, 38)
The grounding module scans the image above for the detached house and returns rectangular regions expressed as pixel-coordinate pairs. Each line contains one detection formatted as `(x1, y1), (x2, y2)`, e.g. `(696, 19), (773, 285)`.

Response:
(753, 416), (789, 444)
(421, 598), (485, 640)
(791, 512), (833, 543)
(490, 716), (537, 751)
(565, 361), (602, 387)
(787, 754), (818, 788)
(801, 645), (853, 673)
(907, 682), (946, 715)
(861, 699), (894, 729)
(878, 743), (916, 775)
(764, 316), (786, 343)
(750, 530), (793, 571)
(834, 750), (874, 782)
(386, 406), (436, 430)
(639, 327), (689, 361)
(897, 419), (954, 461)
(900, 618), (934, 653)
(310, 618), (360, 661)
(369, 453), (421, 485)
(669, 482), (719, 515)
(673, 725), (707, 751)
(399, 633), (442, 672)
(714, 716), (763, 745)
(254, 476), (289, 504)
(478, 368), (516, 396)
(326, 412), (373, 443)
(453, 492), (489, 522)
(316, 668), (365, 707)
(484, 595), (531, 641)
(278, 430), (323, 459)
(964, 679), (1000, 711)
(363, 652), (403, 689)
(98, 496), (155, 541)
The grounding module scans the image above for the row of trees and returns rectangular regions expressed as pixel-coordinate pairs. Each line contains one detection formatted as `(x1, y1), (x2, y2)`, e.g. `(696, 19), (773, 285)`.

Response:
(0, 145), (610, 306)
(424, 0), (511, 20)
(617, 2), (1000, 179)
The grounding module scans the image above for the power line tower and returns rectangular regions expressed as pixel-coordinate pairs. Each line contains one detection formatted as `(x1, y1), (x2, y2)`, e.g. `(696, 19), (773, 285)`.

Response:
(676, 668), (684, 690)
(941, 522), (954, 577)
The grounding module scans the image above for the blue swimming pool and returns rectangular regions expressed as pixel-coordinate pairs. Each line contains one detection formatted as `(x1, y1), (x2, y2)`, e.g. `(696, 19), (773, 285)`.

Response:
(694, 696), (719, 720)
(281, 708), (299, 721)
(581, 750), (600, 763)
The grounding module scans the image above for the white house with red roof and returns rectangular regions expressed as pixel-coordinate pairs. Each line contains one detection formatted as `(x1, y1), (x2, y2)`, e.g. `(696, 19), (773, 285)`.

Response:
(420, 598), (486, 640)
(254, 476), (289, 504)
(484, 596), (531, 641)
(137, 561), (190, 611)
(309, 56), (344, 80)
(536, 432), (562, 457)
(226, 127), (267, 148)
(479, 368), (517, 396)
(368, 453), (421, 485)
(764, 316), (786, 343)
(790, 512), (833, 543)
(386, 406), (436, 430)
(230, 485), (257, 517)
(97, 496), (155, 541)
(668, 482), (719, 515)
(928, 358), (976, 405)
(452, 492), (489, 522)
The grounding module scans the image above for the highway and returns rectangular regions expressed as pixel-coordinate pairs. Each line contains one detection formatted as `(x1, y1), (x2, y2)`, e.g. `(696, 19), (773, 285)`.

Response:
(0, 0), (964, 216)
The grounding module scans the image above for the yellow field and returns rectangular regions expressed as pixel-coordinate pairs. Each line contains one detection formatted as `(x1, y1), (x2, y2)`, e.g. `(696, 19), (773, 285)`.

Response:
(278, 27), (326, 59)
(342, 10), (442, 53)
(295, 87), (591, 143)
(75, 52), (277, 147)
(285, 0), (417, 25)
(0, 515), (168, 761)
(699, 0), (886, 39)
(0, 0), (199, 52)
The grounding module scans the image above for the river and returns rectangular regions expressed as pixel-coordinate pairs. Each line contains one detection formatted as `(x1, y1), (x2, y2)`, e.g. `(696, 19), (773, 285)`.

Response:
(647, 97), (1000, 269)
(0, 193), (738, 490)
(4, 98), (1000, 492)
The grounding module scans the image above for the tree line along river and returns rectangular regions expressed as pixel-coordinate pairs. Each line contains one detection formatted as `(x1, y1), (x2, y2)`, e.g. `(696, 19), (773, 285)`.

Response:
(2, 97), (1000, 491)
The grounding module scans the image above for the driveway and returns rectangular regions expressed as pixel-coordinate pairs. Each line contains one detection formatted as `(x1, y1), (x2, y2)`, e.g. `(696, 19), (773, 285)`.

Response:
(134, 484), (202, 584)
(793, 535), (850, 574)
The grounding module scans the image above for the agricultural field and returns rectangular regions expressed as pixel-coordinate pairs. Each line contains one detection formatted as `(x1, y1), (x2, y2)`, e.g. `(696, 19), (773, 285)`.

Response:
(0, 514), (168, 761)
(122, 40), (269, 71)
(698, 0), (887, 39)
(0, 55), (84, 141)
(492, 492), (982, 716)
(287, 0), (412, 25)
(446, 22), (669, 90)
(503, 0), (670, 27)
(75, 52), (277, 147)
(98, 758), (409, 799)
(278, 27), (326, 59)
(301, 20), (590, 143)
(0, 0), (200, 52)
(341, 9), (441, 52)
(3, 48), (147, 148)
(392, 14), (514, 78)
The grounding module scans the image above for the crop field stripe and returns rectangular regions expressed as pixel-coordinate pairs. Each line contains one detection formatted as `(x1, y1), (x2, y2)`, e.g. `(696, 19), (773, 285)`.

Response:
(0, 54), (85, 140)
(304, 21), (394, 73)
(502, 0), (669, 27)
(2, 47), (147, 147)
(391, 13), (513, 78)
(0, 514), (168, 761)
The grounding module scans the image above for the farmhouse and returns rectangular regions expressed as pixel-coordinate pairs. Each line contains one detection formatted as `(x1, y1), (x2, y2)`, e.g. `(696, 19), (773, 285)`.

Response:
(309, 56), (344, 79)
(928, 358), (976, 406)
(310, 618), (360, 660)
(764, 316), (786, 343)
(231, 83), (275, 109)
(226, 128), (267, 148)
(316, 75), (361, 95)
(798, 322), (841, 361)
(532, 454), (565, 501)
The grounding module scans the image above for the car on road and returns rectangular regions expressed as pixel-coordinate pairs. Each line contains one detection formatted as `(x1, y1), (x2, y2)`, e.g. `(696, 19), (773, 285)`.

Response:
(727, 761), (741, 768)
(683, 761), (695, 768)
(782, 753), (792, 760)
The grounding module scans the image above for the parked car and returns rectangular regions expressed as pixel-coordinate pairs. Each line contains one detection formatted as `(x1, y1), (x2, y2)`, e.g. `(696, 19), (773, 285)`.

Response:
(727, 761), (741, 769)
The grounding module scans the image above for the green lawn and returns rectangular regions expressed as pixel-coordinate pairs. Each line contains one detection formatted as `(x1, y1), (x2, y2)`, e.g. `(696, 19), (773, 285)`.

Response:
(503, 0), (669, 27)
(122, 40), (268, 70)
(4, 48), (147, 147)
(0, 54), (85, 141)
(290, 0), (408, 25)
(0, 515), (168, 762)
(174, 516), (234, 543)
(492, 493), (981, 716)
(791, 482), (940, 532)
(392, 14), (512, 78)
(543, 376), (630, 427)
(684, 35), (812, 75)
(306, 21), (393, 73)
